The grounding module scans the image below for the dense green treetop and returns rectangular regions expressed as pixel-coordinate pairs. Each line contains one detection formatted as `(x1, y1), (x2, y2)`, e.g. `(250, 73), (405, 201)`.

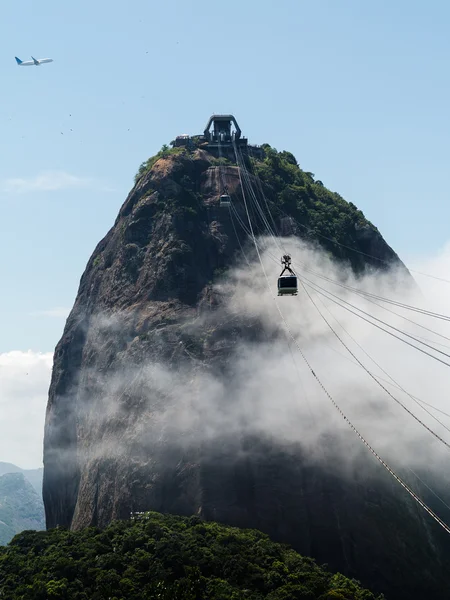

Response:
(0, 511), (383, 599)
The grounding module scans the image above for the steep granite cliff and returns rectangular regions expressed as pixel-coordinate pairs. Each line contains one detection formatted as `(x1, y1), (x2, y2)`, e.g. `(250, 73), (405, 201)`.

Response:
(43, 142), (449, 599)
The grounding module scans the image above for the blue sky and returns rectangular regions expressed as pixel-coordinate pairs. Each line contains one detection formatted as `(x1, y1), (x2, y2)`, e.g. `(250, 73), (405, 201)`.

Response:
(2, 0), (450, 354)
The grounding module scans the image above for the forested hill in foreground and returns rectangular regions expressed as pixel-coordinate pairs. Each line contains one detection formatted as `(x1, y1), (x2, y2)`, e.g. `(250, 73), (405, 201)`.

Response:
(0, 511), (383, 599)
(43, 139), (446, 600)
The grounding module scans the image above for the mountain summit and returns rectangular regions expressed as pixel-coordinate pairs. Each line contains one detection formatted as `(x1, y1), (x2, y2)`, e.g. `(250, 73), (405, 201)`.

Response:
(43, 115), (449, 599)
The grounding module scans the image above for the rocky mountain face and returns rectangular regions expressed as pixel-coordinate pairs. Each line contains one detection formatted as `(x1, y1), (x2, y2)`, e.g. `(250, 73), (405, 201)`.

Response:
(43, 145), (449, 599)
(0, 473), (45, 545)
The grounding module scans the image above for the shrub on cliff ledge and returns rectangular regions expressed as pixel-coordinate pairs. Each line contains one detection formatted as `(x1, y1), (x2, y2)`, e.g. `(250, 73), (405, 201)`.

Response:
(0, 512), (384, 599)
(134, 145), (188, 183)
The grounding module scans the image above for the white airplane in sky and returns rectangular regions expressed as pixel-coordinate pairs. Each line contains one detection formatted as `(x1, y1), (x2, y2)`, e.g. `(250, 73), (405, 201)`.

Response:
(15, 56), (53, 66)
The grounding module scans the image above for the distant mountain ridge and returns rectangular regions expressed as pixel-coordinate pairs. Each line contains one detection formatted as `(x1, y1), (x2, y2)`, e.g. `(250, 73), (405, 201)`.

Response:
(0, 462), (43, 496)
(0, 472), (45, 546)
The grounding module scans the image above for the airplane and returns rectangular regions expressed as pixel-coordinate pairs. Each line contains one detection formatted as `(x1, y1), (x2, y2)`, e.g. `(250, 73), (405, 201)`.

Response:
(15, 56), (53, 66)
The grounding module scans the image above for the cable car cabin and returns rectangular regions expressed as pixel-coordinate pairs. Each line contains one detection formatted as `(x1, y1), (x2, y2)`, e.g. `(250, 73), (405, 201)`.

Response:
(278, 275), (298, 296)
(220, 194), (231, 207)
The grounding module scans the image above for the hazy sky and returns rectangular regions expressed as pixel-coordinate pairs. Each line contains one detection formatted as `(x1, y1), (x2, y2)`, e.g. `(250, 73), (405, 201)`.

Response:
(2, 0), (450, 468)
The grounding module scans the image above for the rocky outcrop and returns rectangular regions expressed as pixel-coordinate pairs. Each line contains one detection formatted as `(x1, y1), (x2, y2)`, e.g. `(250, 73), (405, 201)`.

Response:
(43, 148), (449, 599)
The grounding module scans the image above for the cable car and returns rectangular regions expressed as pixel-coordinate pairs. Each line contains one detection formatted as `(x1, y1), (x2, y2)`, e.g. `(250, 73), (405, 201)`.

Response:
(220, 194), (231, 207)
(278, 254), (298, 296)
(278, 275), (298, 295)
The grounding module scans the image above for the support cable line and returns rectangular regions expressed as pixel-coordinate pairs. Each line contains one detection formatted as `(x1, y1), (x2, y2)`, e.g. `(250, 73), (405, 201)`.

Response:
(217, 137), (231, 208)
(231, 146), (450, 513)
(406, 466), (450, 514)
(248, 147), (282, 241)
(236, 147), (450, 355)
(294, 261), (450, 323)
(229, 202), (251, 267)
(244, 152), (450, 314)
(217, 139), (252, 269)
(237, 148), (450, 447)
(301, 272), (450, 361)
(293, 262), (450, 347)
(303, 288), (450, 432)
(227, 191), (450, 423)
(239, 152), (284, 252)
(245, 153), (450, 286)
(349, 297), (450, 350)
(257, 226), (450, 341)
(259, 242), (450, 351)
(233, 140), (450, 535)
(318, 338), (450, 420)
(298, 274), (450, 370)
(225, 197), (450, 422)
(298, 279), (450, 447)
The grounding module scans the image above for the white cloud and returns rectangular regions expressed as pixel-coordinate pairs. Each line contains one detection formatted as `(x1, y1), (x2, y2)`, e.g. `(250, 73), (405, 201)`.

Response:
(29, 307), (70, 318)
(1, 171), (115, 194)
(6, 236), (450, 489)
(50, 237), (450, 488)
(0, 350), (52, 469)
(409, 240), (450, 297)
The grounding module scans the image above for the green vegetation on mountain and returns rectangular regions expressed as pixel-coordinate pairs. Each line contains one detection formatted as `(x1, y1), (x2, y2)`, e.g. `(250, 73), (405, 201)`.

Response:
(251, 145), (371, 262)
(248, 144), (400, 272)
(0, 473), (45, 546)
(0, 511), (383, 599)
(133, 143), (400, 275)
(134, 144), (186, 182)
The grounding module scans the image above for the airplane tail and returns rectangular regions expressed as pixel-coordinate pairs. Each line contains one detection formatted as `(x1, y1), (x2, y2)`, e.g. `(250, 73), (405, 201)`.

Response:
(15, 57), (22, 64)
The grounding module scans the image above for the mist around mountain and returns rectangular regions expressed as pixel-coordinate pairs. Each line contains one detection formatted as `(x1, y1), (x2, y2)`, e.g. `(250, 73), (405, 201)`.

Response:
(41, 137), (450, 599)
